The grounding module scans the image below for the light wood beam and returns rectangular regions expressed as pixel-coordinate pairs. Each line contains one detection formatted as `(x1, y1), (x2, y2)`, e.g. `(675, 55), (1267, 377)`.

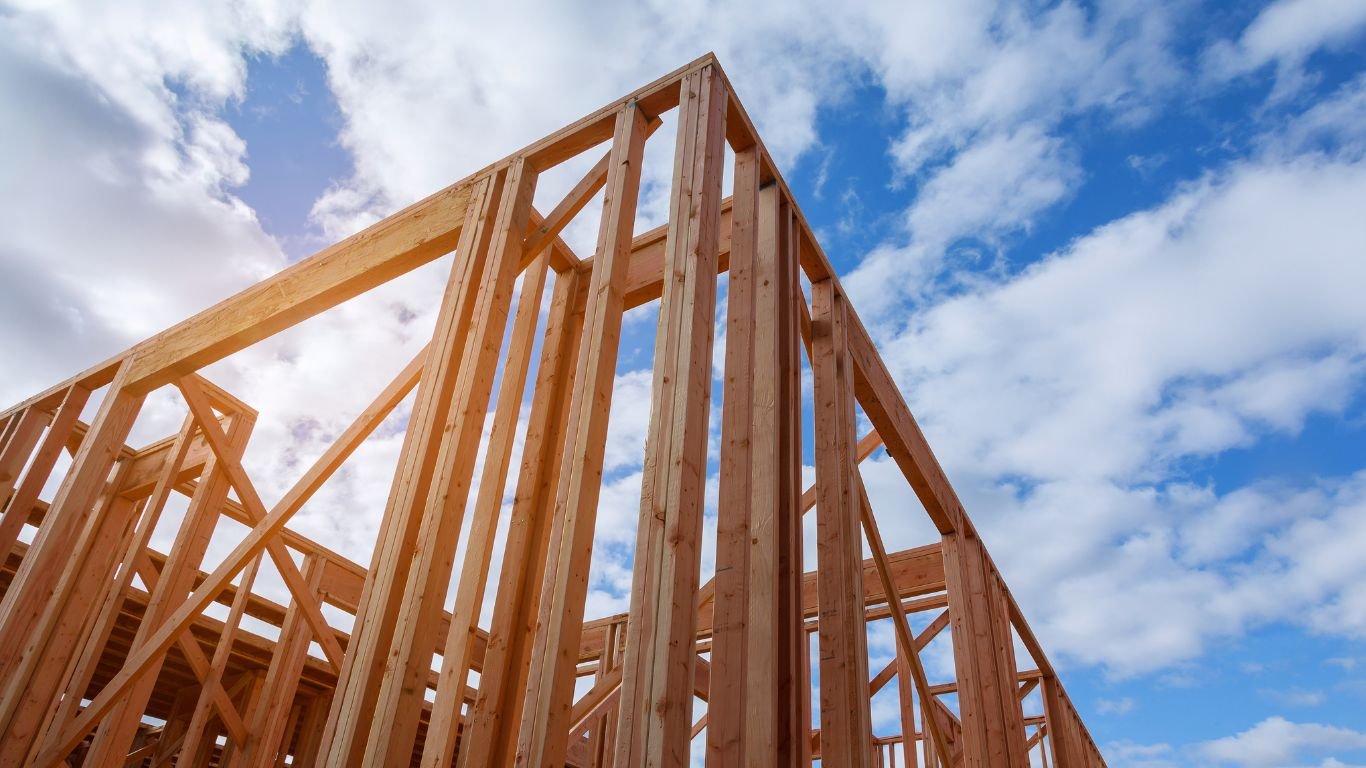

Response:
(513, 98), (650, 768)
(810, 279), (873, 768)
(84, 406), (256, 764)
(231, 553), (327, 767)
(32, 349), (420, 766)
(614, 62), (726, 768)
(942, 525), (1029, 767)
(0, 363), (145, 757)
(706, 142), (761, 768)
(320, 170), (505, 766)
(175, 553), (264, 765)
(421, 216), (553, 768)
(455, 267), (587, 768)
(0, 386), (87, 567)
(365, 157), (539, 768)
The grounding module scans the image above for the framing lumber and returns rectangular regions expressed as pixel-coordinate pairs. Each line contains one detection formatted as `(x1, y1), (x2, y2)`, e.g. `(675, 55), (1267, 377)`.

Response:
(810, 279), (874, 768)
(614, 62), (726, 768)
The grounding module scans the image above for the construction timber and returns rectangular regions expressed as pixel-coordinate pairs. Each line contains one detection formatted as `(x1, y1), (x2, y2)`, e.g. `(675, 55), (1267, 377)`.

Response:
(0, 55), (1106, 767)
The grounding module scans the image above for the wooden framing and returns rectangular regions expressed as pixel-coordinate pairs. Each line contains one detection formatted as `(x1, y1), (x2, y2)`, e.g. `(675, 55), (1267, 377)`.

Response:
(0, 54), (1105, 767)
(614, 63), (727, 768)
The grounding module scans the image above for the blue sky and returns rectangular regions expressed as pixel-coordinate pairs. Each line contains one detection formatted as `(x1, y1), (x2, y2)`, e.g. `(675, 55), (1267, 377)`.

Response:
(3, 1), (1366, 765)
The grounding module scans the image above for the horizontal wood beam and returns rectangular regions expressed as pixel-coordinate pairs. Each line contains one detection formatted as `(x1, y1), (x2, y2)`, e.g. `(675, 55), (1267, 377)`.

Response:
(926, 669), (1044, 696)
(577, 544), (944, 663)
(125, 183), (476, 394)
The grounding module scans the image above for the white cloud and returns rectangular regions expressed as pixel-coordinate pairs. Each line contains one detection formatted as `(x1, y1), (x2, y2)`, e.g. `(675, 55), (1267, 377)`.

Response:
(1205, 0), (1366, 97)
(1106, 740), (1177, 768)
(847, 123), (1081, 316)
(1098, 696), (1137, 715)
(860, 0), (1178, 175)
(839, 0), (1181, 323)
(1273, 73), (1366, 158)
(293, 0), (861, 248)
(1199, 716), (1366, 768)
(0, 10), (289, 404)
(854, 107), (1366, 674)
(878, 155), (1366, 486)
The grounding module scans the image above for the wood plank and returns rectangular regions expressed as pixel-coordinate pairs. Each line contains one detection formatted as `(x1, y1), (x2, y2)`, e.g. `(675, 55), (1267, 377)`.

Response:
(421, 247), (551, 768)
(942, 526), (1028, 768)
(0, 386), (88, 566)
(577, 544), (946, 663)
(19, 501), (144, 764)
(83, 406), (256, 765)
(123, 180), (475, 394)
(693, 426), (878, 626)
(132, 555), (252, 749)
(0, 363), (144, 708)
(614, 62), (726, 768)
(20, 499), (149, 766)
(365, 157), (538, 768)
(292, 694), (331, 767)
(856, 472), (952, 767)
(810, 279), (872, 768)
(26, 410), (200, 762)
(707, 143), (761, 767)
(514, 98), (650, 768)
(174, 381), (345, 666)
(150, 685), (199, 766)
(320, 171), (503, 766)
(0, 387), (147, 766)
(175, 553), (264, 765)
(30, 349), (419, 766)
(567, 664), (624, 743)
(591, 620), (622, 768)
(455, 269), (587, 768)
(846, 317), (961, 535)
(415, 179), (549, 765)
(521, 116), (659, 265)
(923, 669), (1043, 696)
(869, 609), (948, 698)
(0, 407), (48, 506)
(232, 553), (326, 767)
(768, 189), (809, 768)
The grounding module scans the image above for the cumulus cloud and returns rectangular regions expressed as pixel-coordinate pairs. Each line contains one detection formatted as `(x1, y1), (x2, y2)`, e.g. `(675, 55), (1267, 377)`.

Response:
(847, 123), (1081, 315)
(855, 90), (1366, 675)
(1272, 73), (1366, 158)
(1205, 0), (1366, 98)
(292, 0), (862, 248)
(1114, 720), (1366, 768)
(1098, 696), (1137, 715)
(874, 1), (1177, 174)
(1198, 716), (1366, 767)
(1105, 740), (1177, 768)
(843, 0), (1179, 319)
(878, 155), (1366, 485)
(0, 16), (287, 402)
